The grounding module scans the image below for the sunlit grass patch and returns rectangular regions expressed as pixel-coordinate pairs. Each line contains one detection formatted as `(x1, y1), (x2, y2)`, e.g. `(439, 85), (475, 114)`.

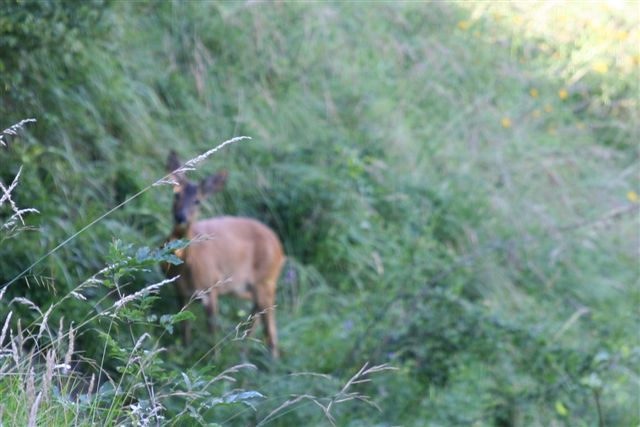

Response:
(464, 1), (639, 149)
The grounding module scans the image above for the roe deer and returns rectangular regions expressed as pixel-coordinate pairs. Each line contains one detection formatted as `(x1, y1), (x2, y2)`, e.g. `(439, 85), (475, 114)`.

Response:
(162, 151), (284, 358)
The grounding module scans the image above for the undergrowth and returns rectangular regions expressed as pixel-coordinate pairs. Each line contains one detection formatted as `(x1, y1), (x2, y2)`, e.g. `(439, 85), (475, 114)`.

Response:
(1, 1), (638, 425)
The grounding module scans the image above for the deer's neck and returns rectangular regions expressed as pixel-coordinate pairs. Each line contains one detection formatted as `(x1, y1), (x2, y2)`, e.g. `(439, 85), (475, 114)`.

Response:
(170, 223), (192, 240)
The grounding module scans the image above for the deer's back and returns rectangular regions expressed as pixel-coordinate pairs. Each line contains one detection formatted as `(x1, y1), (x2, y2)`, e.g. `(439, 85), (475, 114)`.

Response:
(183, 216), (284, 295)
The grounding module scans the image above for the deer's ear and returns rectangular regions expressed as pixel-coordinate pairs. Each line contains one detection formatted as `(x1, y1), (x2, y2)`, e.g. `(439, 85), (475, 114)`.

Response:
(166, 151), (181, 172)
(200, 170), (228, 196)
(166, 150), (186, 185)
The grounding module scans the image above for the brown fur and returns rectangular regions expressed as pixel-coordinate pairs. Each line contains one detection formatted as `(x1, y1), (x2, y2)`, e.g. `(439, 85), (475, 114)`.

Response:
(163, 152), (284, 357)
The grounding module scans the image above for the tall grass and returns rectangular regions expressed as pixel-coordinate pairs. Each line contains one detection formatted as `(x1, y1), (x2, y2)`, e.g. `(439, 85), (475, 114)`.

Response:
(1, 1), (638, 425)
(2, 127), (391, 424)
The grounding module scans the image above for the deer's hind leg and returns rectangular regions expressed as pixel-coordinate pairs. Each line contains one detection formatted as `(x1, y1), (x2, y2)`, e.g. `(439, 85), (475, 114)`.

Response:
(254, 280), (279, 358)
(204, 291), (219, 336)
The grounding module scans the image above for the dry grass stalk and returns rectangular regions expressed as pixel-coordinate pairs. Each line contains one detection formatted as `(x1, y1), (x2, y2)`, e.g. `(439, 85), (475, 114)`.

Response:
(64, 324), (75, 374)
(37, 305), (54, 341)
(10, 330), (20, 367)
(43, 349), (56, 400)
(0, 166), (40, 230)
(112, 276), (178, 310)
(10, 297), (42, 317)
(154, 136), (251, 187)
(57, 317), (65, 343)
(0, 311), (12, 346)
(257, 363), (396, 427)
(0, 118), (36, 146)
(26, 366), (36, 410)
(87, 373), (96, 401)
(210, 363), (256, 385)
(27, 391), (42, 427)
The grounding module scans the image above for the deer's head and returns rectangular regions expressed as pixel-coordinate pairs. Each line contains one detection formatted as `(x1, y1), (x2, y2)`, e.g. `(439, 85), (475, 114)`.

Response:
(166, 151), (228, 232)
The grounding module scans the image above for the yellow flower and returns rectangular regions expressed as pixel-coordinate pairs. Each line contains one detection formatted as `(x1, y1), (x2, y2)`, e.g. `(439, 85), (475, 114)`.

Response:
(559, 89), (568, 100)
(532, 109), (541, 118)
(627, 191), (639, 203)
(457, 20), (471, 31)
(547, 126), (557, 135)
(501, 117), (512, 128)
(592, 61), (609, 74)
(615, 30), (629, 41)
(544, 104), (553, 113)
(576, 122), (586, 130)
(529, 88), (539, 98)
(513, 15), (523, 25)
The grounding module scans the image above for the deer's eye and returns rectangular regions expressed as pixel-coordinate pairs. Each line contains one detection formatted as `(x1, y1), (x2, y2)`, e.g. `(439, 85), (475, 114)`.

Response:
(195, 200), (201, 205)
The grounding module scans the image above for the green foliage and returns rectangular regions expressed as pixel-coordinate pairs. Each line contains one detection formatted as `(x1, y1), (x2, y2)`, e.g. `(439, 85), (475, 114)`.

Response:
(1, 1), (638, 426)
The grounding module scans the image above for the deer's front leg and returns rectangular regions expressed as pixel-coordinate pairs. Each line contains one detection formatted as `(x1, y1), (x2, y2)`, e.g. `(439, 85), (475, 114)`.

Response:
(175, 278), (192, 345)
